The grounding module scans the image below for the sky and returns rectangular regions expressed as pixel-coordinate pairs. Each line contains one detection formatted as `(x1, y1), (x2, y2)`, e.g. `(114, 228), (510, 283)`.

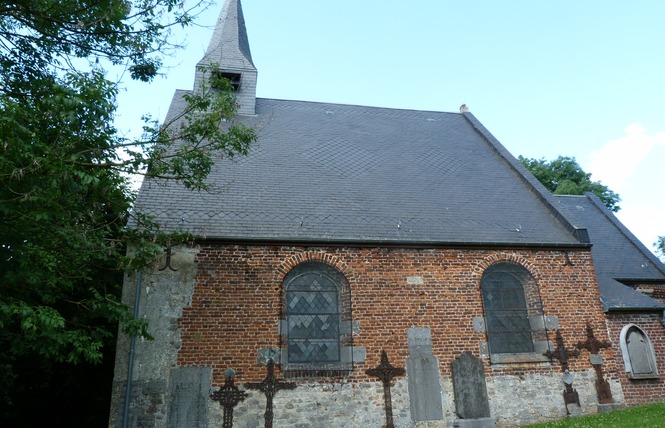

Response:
(114, 0), (665, 256)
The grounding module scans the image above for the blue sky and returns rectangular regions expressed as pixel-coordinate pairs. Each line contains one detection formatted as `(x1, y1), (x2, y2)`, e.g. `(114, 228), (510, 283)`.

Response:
(115, 0), (665, 255)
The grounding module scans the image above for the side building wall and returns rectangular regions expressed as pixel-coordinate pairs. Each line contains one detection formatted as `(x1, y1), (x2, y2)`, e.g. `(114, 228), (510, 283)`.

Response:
(110, 244), (624, 428)
(606, 313), (665, 406)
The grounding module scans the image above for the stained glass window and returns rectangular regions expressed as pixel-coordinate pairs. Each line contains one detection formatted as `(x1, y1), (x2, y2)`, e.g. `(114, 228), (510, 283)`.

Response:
(285, 265), (341, 364)
(481, 264), (534, 354)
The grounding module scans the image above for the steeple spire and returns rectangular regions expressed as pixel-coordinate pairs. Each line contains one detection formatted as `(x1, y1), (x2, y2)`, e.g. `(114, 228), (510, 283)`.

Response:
(194, 0), (257, 115)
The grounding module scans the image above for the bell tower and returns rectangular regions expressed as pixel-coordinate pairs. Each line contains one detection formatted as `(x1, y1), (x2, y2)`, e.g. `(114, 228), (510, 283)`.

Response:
(194, 0), (257, 115)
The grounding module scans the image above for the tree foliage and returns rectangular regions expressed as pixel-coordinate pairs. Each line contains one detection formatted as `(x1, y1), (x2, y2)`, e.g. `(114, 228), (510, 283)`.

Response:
(0, 1), (256, 423)
(655, 236), (665, 262)
(518, 155), (621, 212)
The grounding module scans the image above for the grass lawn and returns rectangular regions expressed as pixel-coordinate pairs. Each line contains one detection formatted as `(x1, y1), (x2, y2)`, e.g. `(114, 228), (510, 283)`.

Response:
(525, 402), (665, 427)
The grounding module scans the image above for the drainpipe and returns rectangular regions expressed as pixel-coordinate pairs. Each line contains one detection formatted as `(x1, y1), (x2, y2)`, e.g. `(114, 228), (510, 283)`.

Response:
(122, 269), (143, 428)
(661, 310), (665, 329)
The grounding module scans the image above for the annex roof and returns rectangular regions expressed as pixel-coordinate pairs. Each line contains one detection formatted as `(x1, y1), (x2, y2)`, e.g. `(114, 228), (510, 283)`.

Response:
(133, 95), (586, 247)
(555, 194), (665, 312)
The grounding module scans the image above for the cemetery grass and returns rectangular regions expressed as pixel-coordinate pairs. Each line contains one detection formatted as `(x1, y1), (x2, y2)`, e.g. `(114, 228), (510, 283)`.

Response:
(525, 402), (665, 427)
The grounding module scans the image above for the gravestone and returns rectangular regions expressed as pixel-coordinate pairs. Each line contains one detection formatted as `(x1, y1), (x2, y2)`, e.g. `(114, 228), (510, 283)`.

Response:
(167, 367), (212, 428)
(451, 352), (495, 428)
(544, 329), (581, 415)
(406, 328), (444, 421)
(576, 322), (613, 404)
(211, 369), (248, 428)
(245, 359), (296, 428)
(366, 350), (405, 428)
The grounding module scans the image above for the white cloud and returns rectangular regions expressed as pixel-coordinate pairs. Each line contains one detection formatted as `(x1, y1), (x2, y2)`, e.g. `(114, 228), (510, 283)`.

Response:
(587, 124), (665, 191)
(586, 124), (665, 255)
(616, 202), (665, 256)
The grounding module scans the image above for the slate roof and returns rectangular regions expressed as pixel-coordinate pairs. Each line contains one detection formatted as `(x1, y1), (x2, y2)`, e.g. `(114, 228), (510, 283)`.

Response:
(200, 0), (255, 69)
(133, 95), (587, 247)
(555, 194), (665, 311)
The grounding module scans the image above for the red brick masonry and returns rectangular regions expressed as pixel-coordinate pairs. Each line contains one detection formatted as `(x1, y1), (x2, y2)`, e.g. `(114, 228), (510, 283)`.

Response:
(178, 245), (617, 388)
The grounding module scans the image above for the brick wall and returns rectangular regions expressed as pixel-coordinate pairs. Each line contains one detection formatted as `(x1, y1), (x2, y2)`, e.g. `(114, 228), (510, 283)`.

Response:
(651, 284), (665, 305)
(177, 244), (612, 387)
(606, 313), (665, 406)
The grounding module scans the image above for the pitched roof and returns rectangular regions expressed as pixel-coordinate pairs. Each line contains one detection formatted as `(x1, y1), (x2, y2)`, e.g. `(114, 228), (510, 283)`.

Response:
(554, 194), (665, 311)
(133, 95), (586, 247)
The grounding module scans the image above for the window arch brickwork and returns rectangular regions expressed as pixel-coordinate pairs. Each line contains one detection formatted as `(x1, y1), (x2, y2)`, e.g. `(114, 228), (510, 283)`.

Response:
(620, 324), (660, 379)
(478, 261), (554, 364)
(278, 261), (358, 377)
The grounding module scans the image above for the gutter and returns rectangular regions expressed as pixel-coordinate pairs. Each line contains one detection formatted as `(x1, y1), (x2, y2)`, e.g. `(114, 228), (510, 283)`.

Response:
(122, 270), (142, 428)
(614, 278), (665, 285)
(193, 236), (591, 250)
(606, 306), (665, 314)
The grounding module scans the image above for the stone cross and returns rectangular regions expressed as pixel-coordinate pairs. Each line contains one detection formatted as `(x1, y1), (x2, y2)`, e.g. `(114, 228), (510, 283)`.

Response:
(211, 369), (248, 428)
(245, 359), (296, 428)
(543, 329), (581, 407)
(576, 322), (613, 404)
(366, 350), (406, 428)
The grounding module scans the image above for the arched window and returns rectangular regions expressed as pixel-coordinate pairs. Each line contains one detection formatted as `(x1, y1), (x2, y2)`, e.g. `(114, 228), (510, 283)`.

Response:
(620, 324), (660, 379)
(481, 263), (545, 357)
(281, 262), (354, 374)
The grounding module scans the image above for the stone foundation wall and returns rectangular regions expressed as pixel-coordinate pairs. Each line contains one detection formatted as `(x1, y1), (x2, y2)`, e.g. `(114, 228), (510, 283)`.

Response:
(214, 379), (418, 428)
(203, 370), (622, 428)
(487, 370), (624, 426)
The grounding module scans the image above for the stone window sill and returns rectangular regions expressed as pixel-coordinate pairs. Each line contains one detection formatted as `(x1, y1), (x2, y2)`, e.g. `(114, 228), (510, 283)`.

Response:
(627, 373), (660, 380)
(490, 352), (550, 364)
(282, 363), (353, 379)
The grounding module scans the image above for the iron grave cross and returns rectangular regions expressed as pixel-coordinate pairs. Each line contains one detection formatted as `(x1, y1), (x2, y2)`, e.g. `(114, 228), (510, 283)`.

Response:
(543, 329), (580, 372)
(576, 322), (613, 403)
(211, 369), (248, 428)
(543, 329), (581, 407)
(365, 350), (405, 428)
(245, 359), (296, 428)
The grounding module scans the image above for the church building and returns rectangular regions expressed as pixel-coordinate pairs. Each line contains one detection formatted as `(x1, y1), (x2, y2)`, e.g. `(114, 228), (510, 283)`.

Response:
(109, 1), (665, 426)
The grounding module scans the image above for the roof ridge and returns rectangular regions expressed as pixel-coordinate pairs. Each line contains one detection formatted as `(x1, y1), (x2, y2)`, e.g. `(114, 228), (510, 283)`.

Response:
(256, 97), (461, 115)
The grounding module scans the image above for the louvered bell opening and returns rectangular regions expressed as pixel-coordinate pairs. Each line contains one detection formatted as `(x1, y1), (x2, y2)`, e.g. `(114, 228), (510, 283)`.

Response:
(214, 71), (242, 91)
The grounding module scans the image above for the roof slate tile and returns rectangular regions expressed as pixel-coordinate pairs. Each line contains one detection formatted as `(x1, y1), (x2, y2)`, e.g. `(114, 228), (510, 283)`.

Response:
(555, 194), (665, 311)
(133, 97), (582, 246)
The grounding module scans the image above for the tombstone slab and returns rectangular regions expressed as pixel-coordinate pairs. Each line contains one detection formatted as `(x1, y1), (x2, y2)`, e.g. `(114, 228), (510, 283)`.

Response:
(406, 328), (443, 421)
(167, 367), (212, 428)
(451, 352), (493, 426)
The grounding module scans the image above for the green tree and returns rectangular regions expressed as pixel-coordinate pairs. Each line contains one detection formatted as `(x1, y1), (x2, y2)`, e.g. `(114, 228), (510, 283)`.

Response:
(518, 155), (621, 212)
(0, 1), (256, 424)
(655, 237), (665, 262)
